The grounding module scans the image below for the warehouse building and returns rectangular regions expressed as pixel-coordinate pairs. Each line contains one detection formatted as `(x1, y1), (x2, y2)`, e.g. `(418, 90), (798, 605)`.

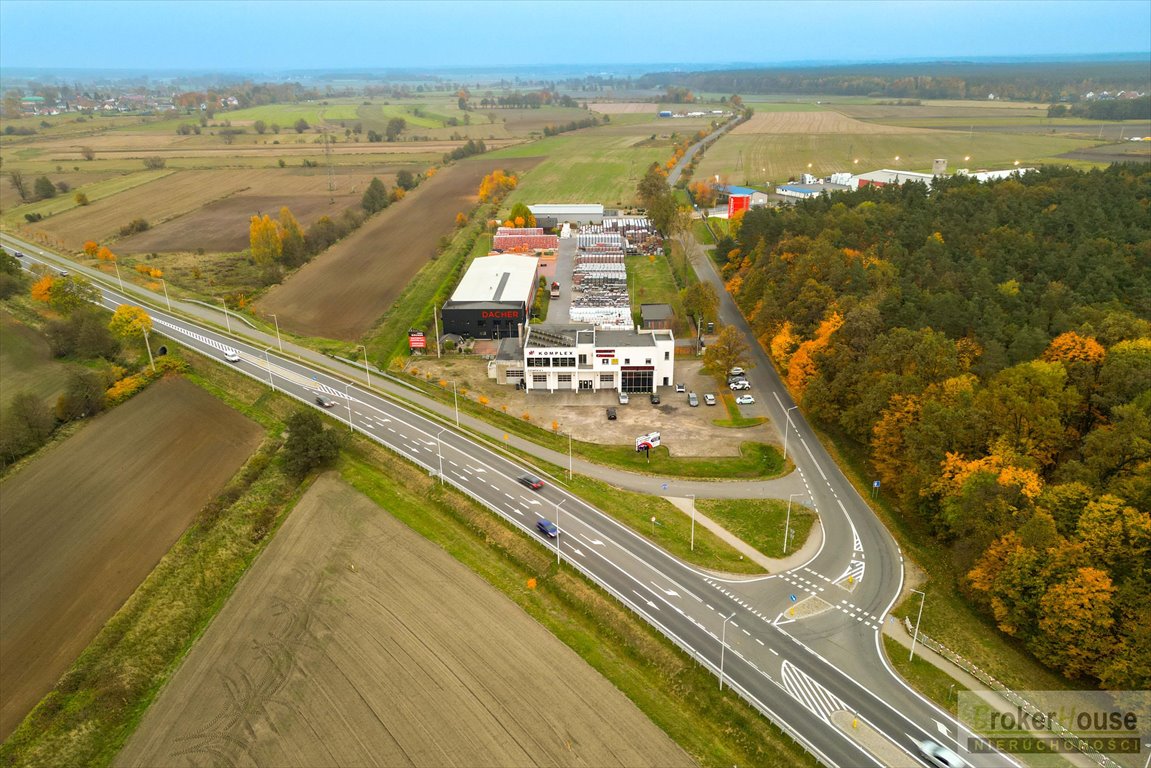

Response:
(528, 203), (604, 225)
(441, 254), (538, 339)
(488, 324), (676, 393)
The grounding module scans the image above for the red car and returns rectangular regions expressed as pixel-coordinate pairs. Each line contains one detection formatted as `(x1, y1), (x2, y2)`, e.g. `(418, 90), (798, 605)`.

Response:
(518, 474), (544, 490)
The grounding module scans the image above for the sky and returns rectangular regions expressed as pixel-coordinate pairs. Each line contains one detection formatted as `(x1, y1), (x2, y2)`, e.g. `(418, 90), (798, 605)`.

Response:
(1, 0), (1149, 72)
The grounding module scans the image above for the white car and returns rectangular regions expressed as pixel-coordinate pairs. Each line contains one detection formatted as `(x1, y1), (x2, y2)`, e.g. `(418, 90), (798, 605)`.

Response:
(618, 391), (629, 404)
(703, 393), (717, 406)
(917, 740), (968, 768)
(735, 395), (755, 405)
(729, 367), (745, 377)
(729, 380), (751, 390)
(674, 382), (686, 393)
(223, 349), (241, 363)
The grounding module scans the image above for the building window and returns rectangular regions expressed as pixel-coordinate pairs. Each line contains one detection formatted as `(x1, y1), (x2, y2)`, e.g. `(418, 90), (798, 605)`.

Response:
(646, 359), (652, 365)
(578, 354), (587, 365)
(533, 373), (548, 384)
(664, 351), (670, 360)
(527, 357), (550, 367)
(553, 356), (575, 367)
(506, 369), (523, 380)
(624, 358), (630, 365)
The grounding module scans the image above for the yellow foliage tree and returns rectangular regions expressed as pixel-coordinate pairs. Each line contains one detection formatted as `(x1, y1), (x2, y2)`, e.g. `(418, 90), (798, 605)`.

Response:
(31, 275), (55, 303)
(97, 246), (115, 262)
(82, 240), (99, 257)
(1042, 331), (1106, 365)
(249, 214), (282, 265)
(478, 170), (517, 202)
(786, 311), (843, 398)
(108, 304), (153, 339)
(770, 321), (799, 365)
(871, 394), (922, 494)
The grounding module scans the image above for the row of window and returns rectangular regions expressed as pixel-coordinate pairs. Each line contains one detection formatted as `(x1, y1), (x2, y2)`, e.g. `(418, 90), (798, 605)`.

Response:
(526, 353), (667, 367)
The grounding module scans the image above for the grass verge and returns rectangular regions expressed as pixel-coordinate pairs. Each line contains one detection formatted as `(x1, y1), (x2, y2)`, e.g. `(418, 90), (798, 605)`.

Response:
(697, 497), (815, 558)
(340, 443), (815, 767)
(713, 391), (767, 427)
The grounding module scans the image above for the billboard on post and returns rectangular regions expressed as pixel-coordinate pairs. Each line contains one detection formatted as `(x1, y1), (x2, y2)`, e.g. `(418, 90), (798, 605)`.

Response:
(635, 431), (661, 451)
(408, 330), (426, 350)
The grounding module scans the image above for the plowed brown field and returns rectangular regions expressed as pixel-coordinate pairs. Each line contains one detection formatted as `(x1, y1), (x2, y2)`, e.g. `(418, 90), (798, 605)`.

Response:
(0, 377), (262, 739)
(115, 166), (403, 254)
(731, 111), (931, 135)
(255, 156), (540, 340)
(115, 474), (695, 768)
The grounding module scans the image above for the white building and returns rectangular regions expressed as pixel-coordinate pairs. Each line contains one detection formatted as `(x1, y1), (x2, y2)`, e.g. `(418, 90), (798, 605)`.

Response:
(489, 324), (676, 393)
(528, 203), (604, 225)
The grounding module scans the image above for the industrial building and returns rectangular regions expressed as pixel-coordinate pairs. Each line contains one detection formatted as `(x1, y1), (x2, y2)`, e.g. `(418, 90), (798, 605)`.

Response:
(488, 324), (676, 393)
(528, 203), (604, 225)
(440, 254), (538, 339)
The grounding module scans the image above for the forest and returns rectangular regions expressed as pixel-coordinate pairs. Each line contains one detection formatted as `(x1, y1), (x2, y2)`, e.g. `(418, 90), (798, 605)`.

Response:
(638, 60), (1151, 102)
(717, 164), (1151, 688)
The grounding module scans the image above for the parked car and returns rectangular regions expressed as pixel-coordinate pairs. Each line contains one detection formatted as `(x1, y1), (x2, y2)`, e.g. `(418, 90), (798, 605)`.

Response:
(223, 349), (241, 363)
(675, 382), (686, 393)
(729, 367), (745, 377)
(704, 393), (717, 406)
(729, 380), (751, 390)
(727, 374), (747, 384)
(536, 518), (559, 538)
(650, 392), (660, 405)
(618, 391), (629, 405)
(315, 395), (335, 408)
(606, 407), (617, 420)
(735, 395), (756, 405)
(688, 392), (699, 407)
(917, 740), (969, 768)
(518, 474), (545, 490)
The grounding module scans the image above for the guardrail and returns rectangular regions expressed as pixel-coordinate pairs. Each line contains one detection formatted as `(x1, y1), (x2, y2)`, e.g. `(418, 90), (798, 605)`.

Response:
(903, 619), (1121, 768)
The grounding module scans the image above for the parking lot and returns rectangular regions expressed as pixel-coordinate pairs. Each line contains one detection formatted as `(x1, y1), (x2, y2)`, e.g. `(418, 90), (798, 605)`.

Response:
(406, 356), (775, 458)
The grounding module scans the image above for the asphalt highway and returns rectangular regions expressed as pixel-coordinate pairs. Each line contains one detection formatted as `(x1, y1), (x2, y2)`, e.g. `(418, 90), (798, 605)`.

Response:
(4, 233), (1017, 767)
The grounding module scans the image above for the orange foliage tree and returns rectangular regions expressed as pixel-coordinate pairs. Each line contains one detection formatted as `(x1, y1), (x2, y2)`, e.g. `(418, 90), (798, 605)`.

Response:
(82, 240), (99, 257)
(31, 275), (54, 303)
(786, 311), (842, 398)
(1042, 331), (1105, 365)
(478, 169), (517, 203)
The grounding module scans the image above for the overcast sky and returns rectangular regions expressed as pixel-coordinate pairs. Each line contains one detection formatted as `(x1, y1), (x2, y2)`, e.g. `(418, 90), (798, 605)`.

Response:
(1, 0), (1149, 71)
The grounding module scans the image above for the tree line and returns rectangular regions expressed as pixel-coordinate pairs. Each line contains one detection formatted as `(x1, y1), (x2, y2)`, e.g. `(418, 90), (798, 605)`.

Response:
(638, 60), (1151, 103)
(719, 165), (1151, 688)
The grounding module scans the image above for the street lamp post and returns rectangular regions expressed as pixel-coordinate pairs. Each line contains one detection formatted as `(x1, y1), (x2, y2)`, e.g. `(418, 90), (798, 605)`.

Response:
(142, 328), (156, 372)
(343, 381), (354, 432)
(271, 313), (282, 353)
(719, 612), (735, 690)
(555, 498), (566, 564)
(219, 298), (232, 333)
(568, 431), (572, 481)
(688, 494), (696, 551)
(355, 344), (371, 389)
(453, 381), (459, 427)
(436, 427), (446, 485)
(113, 258), (124, 291)
(160, 278), (171, 312)
(909, 589), (926, 661)
(782, 405), (799, 462)
(785, 493), (804, 556)
(263, 347), (275, 391)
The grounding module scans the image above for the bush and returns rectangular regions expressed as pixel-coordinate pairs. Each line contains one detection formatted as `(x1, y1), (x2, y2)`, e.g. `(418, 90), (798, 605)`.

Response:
(142, 156), (166, 170)
(118, 218), (150, 236)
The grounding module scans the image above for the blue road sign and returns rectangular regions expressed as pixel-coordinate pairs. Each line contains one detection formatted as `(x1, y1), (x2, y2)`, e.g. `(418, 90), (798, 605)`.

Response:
(873, 480), (881, 488)
(789, 594), (797, 602)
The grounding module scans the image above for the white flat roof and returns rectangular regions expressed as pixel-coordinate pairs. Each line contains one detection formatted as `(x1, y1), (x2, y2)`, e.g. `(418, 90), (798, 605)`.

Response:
(451, 254), (539, 303)
(528, 204), (604, 215)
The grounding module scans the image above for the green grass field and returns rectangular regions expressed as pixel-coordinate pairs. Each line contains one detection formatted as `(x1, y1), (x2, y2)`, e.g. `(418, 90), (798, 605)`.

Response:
(697, 497), (815, 557)
(696, 129), (1104, 184)
(1, 170), (173, 228)
(0, 309), (75, 422)
(627, 251), (688, 331)
(491, 134), (669, 207)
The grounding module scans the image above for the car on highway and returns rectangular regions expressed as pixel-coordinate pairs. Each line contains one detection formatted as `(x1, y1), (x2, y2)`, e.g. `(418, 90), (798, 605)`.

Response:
(735, 395), (755, 405)
(315, 395), (336, 408)
(649, 392), (660, 405)
(618, 391), (629, 404)
(518, 474), (545, 490)
(674, 382), (686, 393)
(917, 740), (968, 768)
(704, 393), (716, 406)
(223, 349), (241, 363)
(536, 518), (559, 538)
(606, 407), (617, 420)
(58, 270), (69, 277)
(688, 392), (699, 407)
(729, 380), (751, 390)
(12, 250), (23, 258)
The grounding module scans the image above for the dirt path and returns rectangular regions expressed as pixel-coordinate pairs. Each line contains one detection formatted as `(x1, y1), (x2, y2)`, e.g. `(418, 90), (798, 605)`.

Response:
(116, 473), (696, 768)
(0, 377), (262, 739)
(255, 157), (540, 341)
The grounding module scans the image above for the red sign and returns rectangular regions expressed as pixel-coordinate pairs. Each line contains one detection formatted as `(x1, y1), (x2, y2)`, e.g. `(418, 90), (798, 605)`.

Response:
(481, 310), (519, 319)
(408, 331), (426, 349)
(727, 194), (750, 218)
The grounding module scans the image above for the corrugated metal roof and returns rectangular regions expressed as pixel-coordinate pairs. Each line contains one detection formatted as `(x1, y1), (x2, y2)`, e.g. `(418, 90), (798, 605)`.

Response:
(450, 254), (538, 303)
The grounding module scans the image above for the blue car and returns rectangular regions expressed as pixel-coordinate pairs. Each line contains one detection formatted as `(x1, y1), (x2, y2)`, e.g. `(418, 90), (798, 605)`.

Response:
(536, 518), (559, 538)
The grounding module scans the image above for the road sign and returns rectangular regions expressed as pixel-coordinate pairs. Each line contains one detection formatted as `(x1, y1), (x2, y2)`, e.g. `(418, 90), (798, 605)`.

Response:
(789, 594), (797, 602)
(873, 480), (881, 488)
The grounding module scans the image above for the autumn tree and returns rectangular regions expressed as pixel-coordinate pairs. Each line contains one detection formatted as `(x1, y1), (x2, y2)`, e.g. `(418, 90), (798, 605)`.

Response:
(702, 325), (751, 378)
(108, 304), (153, 341)
(0, 391), (55, 465)
(680, 281), (719, 329)
(361, 176), (389, 214)
(508, 202), (535, 228)
(74, 191), (90, 206)
(8, 170), (28, 202)
(395, 169), (417, 190)
(478, 169), (517, 202)
(33, 274), (98, 314)
(249, 214), (282, 265)
(277, 206), (306, 267)
(1036, 567), (1116, 679)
